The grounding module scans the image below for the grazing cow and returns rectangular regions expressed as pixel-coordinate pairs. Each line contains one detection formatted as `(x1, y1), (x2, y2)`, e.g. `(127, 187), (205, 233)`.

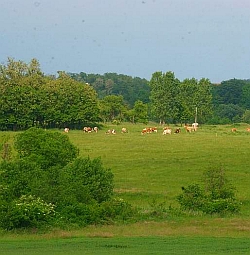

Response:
(83, 127), (92, 133)
(231, 128), (237, 132)
(163, 128), (172, 135)
(93, 127), (98, 133)
(151, 127), (158, 133)
(141, 127), (157, 134)
(121, 127), (128, 133)
(192, 122), (198, 131)
(174, 128), (181, 134)
(106, 129), (116, 134)
(64, 127), (69, 133)
(184, 125), (194, 133)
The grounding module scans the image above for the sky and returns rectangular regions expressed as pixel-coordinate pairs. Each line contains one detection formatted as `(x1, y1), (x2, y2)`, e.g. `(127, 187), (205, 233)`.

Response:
(1, 0), (250, 83)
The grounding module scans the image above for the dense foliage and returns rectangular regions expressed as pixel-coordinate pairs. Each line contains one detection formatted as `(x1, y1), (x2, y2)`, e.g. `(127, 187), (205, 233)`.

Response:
(149, 72), (213, 124)
(0, 128), (133, 229)
(1, 57), (250, 131)
(68, 72), (150, 108)
(177, 168), (241, 215)
(211, 79), (250, 124)
(0, 58), (100, 131)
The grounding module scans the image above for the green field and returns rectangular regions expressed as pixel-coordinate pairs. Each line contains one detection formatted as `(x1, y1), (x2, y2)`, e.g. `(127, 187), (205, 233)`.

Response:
(1, 123), (250, 254)
(1, 236), (250, 255)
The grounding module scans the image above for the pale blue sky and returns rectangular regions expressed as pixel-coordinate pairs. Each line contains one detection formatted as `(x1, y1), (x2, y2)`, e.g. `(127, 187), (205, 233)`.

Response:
(1, 0), (250, 82)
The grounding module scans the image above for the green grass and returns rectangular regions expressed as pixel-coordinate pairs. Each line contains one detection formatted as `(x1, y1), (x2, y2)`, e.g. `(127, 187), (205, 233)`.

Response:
(68, 123), (250, 210)
(1, 236), (250, 255)
(1, 123), (250, 254)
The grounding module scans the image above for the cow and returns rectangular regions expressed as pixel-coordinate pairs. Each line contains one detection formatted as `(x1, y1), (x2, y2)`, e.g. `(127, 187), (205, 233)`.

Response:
(106, 129), (116, 134)
(247, 128), (250, 132)
(93, 127), (98, 133)
(231, 128), (237, 132)
(151, 127), (158, 133)
(64, 127), (69, 133)
(184, 125), (194, 133)
(83, 127), (92, 133)
(121, 127), (128, 133)
(174, 128), (181, 134)
(141, 127), (156, 134)
(163, 128), (172, 135)
(192, 122), (198, 131)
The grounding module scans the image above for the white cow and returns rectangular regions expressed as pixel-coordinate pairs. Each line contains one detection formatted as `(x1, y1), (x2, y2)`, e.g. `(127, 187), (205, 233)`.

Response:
(163, 128), (172, 135)
(64, 127), (69, 133)
(121, 127), (127, 133)
(192, 122), (198, 131)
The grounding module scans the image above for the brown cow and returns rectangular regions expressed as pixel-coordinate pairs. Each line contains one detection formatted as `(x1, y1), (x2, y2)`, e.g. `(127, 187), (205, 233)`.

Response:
(83, 127), (92, 133)
(174, 128), (181, 134)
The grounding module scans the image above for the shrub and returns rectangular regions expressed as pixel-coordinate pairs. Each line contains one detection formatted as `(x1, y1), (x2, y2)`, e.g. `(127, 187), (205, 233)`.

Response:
(100, 197), (134, 221)
(14, 127), (78, 170)
(0, 195), (55, 230)
(61, 157), (114, 204)
(177, 184), (205, 213)
(177, 168), (241, 215)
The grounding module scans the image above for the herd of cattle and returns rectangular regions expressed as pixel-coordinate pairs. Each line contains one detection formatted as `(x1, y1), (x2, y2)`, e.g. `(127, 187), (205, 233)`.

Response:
(64, 124), (250, 135)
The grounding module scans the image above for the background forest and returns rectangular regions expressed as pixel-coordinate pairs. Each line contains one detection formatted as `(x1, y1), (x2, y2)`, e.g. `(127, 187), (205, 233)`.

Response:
(1, 58), (250, 131)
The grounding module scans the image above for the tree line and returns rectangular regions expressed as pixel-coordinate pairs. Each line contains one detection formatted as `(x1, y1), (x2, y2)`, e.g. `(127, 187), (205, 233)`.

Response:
(1, 58), (250, 131)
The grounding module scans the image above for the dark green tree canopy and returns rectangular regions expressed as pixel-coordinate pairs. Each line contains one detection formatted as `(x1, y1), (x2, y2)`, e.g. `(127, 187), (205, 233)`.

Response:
(69, 72), (150, 108)
(14, 127), (78, 170)
(0, 59), (100, 131)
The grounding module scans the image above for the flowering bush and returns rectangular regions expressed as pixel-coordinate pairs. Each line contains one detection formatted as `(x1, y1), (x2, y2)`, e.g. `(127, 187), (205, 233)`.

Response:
(0, 195), (56, 230)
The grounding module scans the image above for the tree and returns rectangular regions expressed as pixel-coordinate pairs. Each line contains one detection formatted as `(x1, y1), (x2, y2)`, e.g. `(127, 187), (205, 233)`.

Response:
(0, 58), (46, 130)
(14, 127), (78, 170)
(0, 58), (100, 130)
(240, 81), (250, 109)
(178, 78), (213, 124)
(242, 110), (250, 124)
(149, 71), (180, 124)
(127, 100), (148, 124)
(99, 95), (128, 122)
(214, 104), (244, 123)
(212, 79), (245, 105)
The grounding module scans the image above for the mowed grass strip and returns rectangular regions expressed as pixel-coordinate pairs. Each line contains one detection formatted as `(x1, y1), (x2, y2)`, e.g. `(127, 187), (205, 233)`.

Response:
(1, 236), (250, 255)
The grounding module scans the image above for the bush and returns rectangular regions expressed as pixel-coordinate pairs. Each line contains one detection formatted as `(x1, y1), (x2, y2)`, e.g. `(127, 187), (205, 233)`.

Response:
(100, 197), (134, 221)
(0, 128), (133, 230)
(0, 195), (55, 230)
(60, 157), (114, 204)
(14, 127), (78, 170)
(177, 168), (241, 215)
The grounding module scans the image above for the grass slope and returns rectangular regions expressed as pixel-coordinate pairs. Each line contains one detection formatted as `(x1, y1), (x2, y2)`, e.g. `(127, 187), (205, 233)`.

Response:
(1, 123), (250, 240)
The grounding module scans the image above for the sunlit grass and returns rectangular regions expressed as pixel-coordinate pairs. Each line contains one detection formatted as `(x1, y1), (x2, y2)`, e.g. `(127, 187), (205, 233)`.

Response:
(1, 123), (250, 239)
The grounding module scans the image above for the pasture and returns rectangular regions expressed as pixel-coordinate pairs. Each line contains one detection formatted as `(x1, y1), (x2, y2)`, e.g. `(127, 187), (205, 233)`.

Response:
(1, 123), (250, 254)
(69, 123), (250, 212)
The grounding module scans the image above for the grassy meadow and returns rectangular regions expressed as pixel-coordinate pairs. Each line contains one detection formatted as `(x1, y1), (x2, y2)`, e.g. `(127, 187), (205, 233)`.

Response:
(69, 123), (250, 211)
(1, 123), (250, 254)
